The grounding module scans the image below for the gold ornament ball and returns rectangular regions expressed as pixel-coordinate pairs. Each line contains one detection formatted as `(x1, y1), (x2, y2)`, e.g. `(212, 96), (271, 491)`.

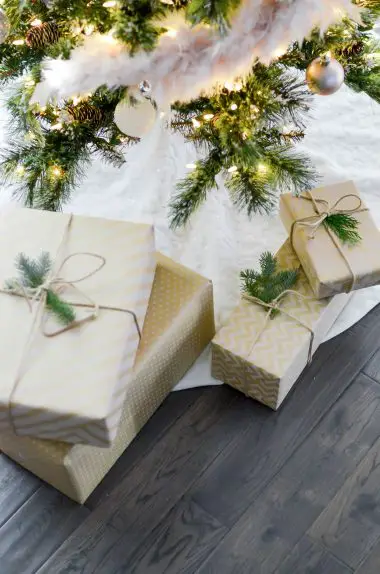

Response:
(306, 55), (345, 96)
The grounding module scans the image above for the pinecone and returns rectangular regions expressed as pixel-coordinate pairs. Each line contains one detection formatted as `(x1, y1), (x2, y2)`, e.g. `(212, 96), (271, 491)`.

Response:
(26, 22), (59, 49)
(66, 102), (104, 128)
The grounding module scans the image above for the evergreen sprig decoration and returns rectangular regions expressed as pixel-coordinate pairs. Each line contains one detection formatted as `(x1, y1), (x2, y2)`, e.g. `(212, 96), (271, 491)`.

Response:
(5, 252), (76, 326)
(324, 212), (361, 245)
(241, 252), (299, 317)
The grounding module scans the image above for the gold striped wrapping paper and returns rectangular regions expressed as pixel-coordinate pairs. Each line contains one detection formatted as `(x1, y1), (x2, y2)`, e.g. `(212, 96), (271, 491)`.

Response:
(0, 254), (215, 503)
(0, 208), (156, 446)
(280, 181), (380, 299)
(212, 240), (350, 410)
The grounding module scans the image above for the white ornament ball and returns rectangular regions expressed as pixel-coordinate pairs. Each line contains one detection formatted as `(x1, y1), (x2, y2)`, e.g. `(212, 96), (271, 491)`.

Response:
(306, 55), (345, 96)
(114, 99), (157, 138)
(0, 9), (10, 44)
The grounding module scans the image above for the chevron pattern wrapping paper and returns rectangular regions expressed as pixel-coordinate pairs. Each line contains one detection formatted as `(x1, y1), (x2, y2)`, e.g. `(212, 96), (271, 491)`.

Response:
(212, 240), (350, 410)
(0, 253), (215, 503)
(280, 181), (380, 299)
(0, 208), (156, 446)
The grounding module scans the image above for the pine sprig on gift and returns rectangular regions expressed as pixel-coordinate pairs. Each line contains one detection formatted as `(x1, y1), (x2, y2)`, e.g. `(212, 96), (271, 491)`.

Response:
(45, 289), (76, 326)
(241, 252), (299, 317)
(5, 252), (76, 326)
(324, 213), (361, 245)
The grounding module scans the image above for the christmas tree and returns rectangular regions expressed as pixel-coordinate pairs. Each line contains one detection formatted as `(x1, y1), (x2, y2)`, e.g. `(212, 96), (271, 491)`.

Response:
(0, 0), (378, 226)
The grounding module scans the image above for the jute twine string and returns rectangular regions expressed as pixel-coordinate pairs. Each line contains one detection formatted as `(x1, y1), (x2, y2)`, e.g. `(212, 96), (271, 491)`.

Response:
(1, 214), (142, 434)
(290, 192), (367, 293)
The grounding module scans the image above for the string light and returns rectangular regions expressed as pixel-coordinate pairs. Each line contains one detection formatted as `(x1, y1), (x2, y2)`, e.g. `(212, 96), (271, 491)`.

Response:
(230, 103), (238, 111)
(24, 78), (35, 88)
(50, 165), (63, 178)
(31, 18), (43, 27)
(51, 122), (63, 131)
(203, 113), (214, 121)
(228, 165), (238, 173)
(103, 1), (117, 6)
(16, 165), (25, 176)
(12, 39), (25, 45)
(165, 28), (178, 38)
(186, 163), (197, 169)
(257, 163), (268, 174)
(192, 118), (201, 128)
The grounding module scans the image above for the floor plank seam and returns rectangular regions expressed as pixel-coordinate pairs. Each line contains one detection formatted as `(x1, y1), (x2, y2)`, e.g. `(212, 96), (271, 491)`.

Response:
(360, 370), (380, 387)
(0, 483), (41, 531)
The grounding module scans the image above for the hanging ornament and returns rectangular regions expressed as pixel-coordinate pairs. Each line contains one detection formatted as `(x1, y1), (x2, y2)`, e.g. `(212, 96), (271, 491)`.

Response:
(306, 54), (344, 96)
(114, 98), (157, 139)
(62, 102), (104, 128)
(26, 22), (60, 49)
(139, 80), (152, 98)
(0, 9), (10, 44)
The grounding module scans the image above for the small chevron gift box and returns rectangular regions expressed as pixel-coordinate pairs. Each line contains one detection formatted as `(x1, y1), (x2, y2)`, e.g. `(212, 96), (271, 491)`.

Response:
(211, 240), (350, 410)
(0, 208), (156, 446)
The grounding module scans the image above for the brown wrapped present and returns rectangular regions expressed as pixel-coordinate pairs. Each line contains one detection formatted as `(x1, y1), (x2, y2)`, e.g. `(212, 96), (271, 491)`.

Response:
(280, 181), (380, 299)
(0, 254), (215, 503)
(212, 241), (350, 410)
(0, 208), (156, 446)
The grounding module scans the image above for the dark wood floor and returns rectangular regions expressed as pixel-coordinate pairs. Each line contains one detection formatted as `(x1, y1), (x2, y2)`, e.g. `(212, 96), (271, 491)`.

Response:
(2, 305), (380, 573)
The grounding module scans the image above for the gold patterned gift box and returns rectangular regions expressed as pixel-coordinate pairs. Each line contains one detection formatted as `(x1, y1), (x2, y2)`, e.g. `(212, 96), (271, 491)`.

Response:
(0, 208), (156, 446)
(212, 241), (350, 410)
(280, 181), (380, 299)
(0, 254), (215, 503)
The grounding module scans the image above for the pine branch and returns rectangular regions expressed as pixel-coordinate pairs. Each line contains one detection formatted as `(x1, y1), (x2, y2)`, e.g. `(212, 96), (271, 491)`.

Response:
(46, 289), (76, 326)
(5, 252), (76, 326)
(186, 0), (241, 33)
(325, 213), (362, 245)
(241, 252), (299, 317)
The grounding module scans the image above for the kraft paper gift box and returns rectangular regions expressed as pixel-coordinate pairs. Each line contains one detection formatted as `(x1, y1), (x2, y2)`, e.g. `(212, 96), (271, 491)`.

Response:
(280, 180), (380, 299)
(0, 254), (215, 503)
(0, 208), (156, 446)
(211, 240), (350, 410)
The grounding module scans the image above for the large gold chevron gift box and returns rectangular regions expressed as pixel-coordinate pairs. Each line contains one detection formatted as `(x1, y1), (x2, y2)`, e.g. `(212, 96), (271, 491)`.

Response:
(0, 254), (215, 503)
(0, 208), (155, 446)
(280, 181), (380, 299)
(211, 240), (350, 410)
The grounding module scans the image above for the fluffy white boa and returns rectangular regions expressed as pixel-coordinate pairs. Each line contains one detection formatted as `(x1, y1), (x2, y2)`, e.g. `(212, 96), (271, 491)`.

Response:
(33, 0), (358, 106)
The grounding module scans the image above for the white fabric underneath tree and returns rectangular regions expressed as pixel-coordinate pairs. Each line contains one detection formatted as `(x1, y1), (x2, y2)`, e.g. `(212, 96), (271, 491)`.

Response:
(1, 79), (380, 391)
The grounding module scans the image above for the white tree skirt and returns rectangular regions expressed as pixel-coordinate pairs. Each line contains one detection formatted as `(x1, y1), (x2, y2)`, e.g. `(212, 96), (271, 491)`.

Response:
(1, 82), (380, 391)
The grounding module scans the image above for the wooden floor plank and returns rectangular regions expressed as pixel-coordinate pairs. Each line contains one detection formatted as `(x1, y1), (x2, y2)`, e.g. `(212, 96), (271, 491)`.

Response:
(309, 427), (380, 569)
(87, 388), (201, 509)
(274, 535), (353, 574)
(0, 454), (40, 529)
(191, 309), (380, 528)
(363, 348), (380, 383)
(124, 495), (228, 574)
(0, 485), (89, 574)
(355, 539), (380, 573)
(196, 373), (380, 574)
(38, 386), (255, 574)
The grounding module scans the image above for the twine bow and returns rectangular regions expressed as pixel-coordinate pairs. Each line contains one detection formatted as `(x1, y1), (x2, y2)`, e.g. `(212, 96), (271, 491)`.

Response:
(290, 192), (367, 293)
(242, 289), (315, 365)
(1, 214), (142, 435)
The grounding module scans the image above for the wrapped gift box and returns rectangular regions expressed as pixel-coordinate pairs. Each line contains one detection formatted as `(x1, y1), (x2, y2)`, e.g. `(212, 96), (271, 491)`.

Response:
(0, 254), (215, 503)
(280, 181), (380, 299)
(212, 240), (350, 410)
(0, 208), (155, 446)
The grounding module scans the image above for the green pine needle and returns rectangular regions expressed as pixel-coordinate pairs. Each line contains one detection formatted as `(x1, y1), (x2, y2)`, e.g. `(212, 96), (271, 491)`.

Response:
(241, 251), (298, 318)
(324, 213), (361, 245)
(6, 252), (76, 327)
(46, 289), (76, 326)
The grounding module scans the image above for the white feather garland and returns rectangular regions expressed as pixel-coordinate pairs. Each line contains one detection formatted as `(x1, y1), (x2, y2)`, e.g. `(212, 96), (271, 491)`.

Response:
(32, 0), (359, 107)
